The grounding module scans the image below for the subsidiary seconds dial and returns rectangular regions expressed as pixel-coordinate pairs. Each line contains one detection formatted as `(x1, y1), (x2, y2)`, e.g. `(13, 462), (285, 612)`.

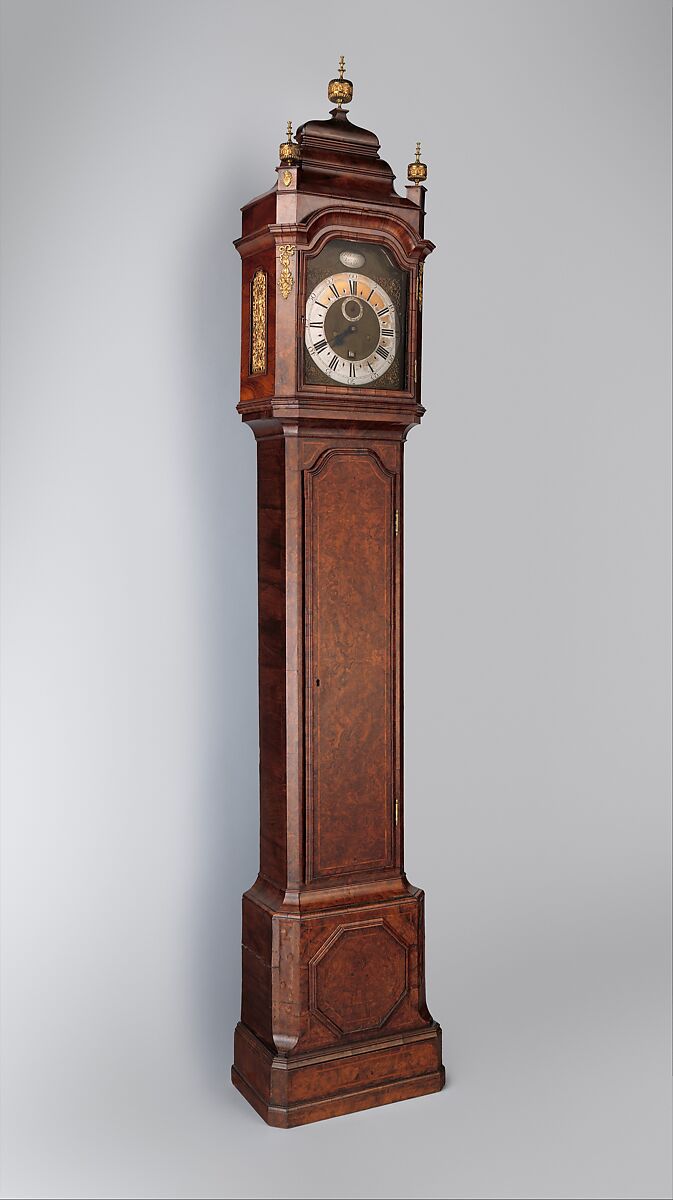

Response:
(305, 271), (397, 386)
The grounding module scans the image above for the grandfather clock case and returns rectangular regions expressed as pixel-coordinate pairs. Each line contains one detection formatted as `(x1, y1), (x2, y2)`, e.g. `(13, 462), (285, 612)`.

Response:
(232, 61), (445, 1127)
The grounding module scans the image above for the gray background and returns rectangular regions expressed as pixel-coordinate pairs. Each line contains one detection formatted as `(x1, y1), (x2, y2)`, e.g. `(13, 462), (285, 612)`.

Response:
(1, 2), (670, 1197)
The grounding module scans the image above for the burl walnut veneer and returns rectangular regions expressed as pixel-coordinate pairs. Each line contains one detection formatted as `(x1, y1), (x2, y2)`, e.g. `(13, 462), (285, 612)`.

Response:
(231, 61), (444, 1127)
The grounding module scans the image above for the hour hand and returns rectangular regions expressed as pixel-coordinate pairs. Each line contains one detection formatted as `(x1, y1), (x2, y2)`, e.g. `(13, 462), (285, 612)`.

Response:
(330, 325), (354, 349)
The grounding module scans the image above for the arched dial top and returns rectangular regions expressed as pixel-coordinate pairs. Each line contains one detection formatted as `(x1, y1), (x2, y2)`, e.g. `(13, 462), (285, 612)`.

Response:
(305, 272), (397, 387)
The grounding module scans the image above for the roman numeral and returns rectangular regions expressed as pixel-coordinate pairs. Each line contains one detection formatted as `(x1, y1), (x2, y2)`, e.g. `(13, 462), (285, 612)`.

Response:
(315, 301), (327, 309)
(349, 362), (356, 377)
(328, 355), (339, 371)
(349, 279), (357, 295)
(366, 288), (375, 302)
(314, 339), (327, 353)
(310, 321), (323, 328)
(367, 361), (375, 372)
(381, 327), (394, 336)
(378, 306), (389, 317)
(376, 345), (390, 359)
(329, 282), (339, 299)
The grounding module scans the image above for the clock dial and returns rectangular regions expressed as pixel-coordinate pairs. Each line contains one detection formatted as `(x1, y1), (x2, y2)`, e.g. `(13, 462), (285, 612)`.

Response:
(305, 272), (397, 386)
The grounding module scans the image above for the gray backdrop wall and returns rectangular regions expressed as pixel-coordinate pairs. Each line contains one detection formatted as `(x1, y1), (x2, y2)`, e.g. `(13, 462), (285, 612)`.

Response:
(1, 2), (670, 1198)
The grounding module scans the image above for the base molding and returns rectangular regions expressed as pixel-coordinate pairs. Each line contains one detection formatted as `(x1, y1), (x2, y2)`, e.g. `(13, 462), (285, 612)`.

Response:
(232, 1021), (445, 1128)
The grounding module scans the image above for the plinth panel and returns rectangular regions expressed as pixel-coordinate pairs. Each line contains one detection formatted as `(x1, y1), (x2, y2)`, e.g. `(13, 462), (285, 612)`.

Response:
(309, 920), (409, 1036)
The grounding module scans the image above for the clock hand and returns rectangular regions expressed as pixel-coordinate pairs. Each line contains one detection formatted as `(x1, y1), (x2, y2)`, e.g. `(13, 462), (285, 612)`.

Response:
(329, 325), (356, 349)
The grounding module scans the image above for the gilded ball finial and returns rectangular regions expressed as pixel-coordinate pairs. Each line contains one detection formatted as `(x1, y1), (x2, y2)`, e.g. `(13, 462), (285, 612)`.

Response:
(279, 119), (300, 166)
(407, 141), (428, 186)
(328, 54), (353, 109)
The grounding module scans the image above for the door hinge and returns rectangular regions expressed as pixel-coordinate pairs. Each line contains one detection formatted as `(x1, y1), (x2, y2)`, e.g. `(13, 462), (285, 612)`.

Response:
(395, 797), (399, 824)
(414, 359), (417, 384)
(394, 509), (399, 536)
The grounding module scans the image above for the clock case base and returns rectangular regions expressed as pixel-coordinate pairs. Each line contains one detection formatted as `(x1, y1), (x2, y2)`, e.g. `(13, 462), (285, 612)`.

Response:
(232, 876), (444, 1128)
(232, 1021), (444, 1129)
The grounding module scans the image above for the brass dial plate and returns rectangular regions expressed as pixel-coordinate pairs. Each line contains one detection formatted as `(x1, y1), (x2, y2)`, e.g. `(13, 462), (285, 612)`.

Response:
(303, 240), (408, 390)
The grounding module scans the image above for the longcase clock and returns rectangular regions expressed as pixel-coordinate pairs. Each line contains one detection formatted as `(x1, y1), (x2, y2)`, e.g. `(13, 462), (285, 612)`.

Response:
(231, 59), (444, 1127)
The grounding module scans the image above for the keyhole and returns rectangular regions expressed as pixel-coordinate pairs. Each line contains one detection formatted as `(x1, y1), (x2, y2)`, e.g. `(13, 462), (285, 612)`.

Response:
(315, 678), (320, 687)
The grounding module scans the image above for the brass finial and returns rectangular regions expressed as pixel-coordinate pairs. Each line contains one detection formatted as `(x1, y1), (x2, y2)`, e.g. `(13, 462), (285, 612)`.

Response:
(279, 119), (300, 165)
(328, 55), (353, 109)
(407, 141), (428, 186)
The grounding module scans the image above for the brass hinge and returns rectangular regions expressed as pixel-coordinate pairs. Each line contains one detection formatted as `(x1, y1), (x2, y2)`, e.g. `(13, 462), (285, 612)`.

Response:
(394, 509), (399, 536)
(414, 359), (417, 384)
(395, 797), (399, 824)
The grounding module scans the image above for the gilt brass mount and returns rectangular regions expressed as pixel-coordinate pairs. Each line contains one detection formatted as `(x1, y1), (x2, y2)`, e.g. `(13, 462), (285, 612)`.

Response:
(279, 120), (300, 165)
(407, 142), (428, 186)
(328, 55), (353, 108)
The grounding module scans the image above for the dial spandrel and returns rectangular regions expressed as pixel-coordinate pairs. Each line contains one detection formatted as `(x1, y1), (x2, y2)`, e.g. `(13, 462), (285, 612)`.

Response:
(303, 240), (407, 390)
